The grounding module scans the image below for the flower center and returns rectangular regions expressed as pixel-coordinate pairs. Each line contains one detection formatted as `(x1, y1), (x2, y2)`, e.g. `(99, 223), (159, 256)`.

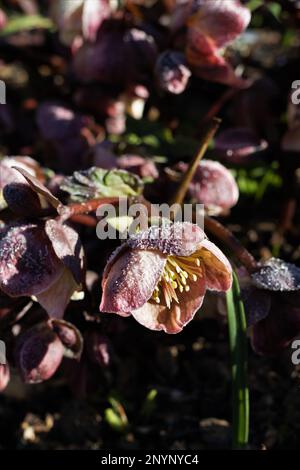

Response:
(152, 253), (203, 309)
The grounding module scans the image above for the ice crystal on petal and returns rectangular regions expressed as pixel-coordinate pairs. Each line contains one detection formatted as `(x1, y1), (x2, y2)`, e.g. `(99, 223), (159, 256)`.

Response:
(252, 258), (300, 292)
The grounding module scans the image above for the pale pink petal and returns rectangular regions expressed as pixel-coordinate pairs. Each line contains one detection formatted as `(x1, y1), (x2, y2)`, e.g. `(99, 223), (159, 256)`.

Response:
(199, 239), (232, 291)
(82, 0), (110, 42)
(132, 276), (206, 334)
(100, 247), (166, 313)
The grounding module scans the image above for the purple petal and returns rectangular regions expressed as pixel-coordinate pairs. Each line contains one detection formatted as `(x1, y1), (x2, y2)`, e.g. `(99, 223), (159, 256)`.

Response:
(199, 239), (232, 291)
(252, 258), (300, 292)
(131, 276), (206, 334)
(128, 222), (206, 257)
(154, 50), (191, 95)
(100, 246), (166, 313)
(0, 364), (10, 392)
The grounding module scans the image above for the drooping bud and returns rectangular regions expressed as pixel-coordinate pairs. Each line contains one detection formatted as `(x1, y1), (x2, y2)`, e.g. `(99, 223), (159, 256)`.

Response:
(3, 182), (42, 216)
(16, 325), (64, 384)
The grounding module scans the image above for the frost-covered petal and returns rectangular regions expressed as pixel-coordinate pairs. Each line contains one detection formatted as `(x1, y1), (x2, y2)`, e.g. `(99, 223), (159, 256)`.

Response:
(128, 222), (206, 257)
(252, 258), (300, 292)
(199, 239), (232, 291)
(100, 247), (166, 313)
(0, 222), (63, 297)
(132, 275), (206, 333)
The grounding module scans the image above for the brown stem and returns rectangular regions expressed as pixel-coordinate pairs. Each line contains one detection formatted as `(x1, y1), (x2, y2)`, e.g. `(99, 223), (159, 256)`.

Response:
(70, 214), (98, 227)
(170, 117), (221, 207)
(67, 197), (122, 217)
(204, 216), (258, 273)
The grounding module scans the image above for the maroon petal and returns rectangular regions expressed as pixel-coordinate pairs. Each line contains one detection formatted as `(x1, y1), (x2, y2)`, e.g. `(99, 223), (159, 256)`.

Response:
(187, 0), (251, 50)
(252, 258), (300, 292)
(0, 222), (63, 297)
(36, 267), (79, 319)
(199, 239), (232, 291)
(51, 318), (83, 359)
(132, 275), (206, 334)
(251, 301), (300, 356)
(45, 220), (84, 285)
(100, 246), (166, 313)
(215, 128), (268, 164)
(128, 222), (205, 257)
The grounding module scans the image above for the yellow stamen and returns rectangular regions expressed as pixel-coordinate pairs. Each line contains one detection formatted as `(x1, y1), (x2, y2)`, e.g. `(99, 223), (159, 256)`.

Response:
(151, 254), (203, 309)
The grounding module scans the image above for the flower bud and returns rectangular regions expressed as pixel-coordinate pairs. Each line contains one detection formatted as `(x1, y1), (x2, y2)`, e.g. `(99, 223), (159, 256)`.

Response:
(155, 51), (191, 94)
(3, 182), (42, 216)
(16, 326), (64, 384)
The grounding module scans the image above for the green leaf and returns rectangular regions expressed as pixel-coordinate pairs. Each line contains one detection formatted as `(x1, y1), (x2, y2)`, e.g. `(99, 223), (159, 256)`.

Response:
(0, 15), (54, 36)
(226, 271), (249, 449)
(61, 167), (144, 202)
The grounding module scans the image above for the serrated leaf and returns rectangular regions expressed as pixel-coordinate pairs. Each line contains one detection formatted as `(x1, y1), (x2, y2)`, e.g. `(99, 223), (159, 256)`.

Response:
(61, 167), (144, 202)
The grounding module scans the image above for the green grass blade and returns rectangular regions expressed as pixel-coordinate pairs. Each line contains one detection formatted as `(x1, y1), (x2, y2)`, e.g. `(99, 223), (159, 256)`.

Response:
(226, 270), (249, 449)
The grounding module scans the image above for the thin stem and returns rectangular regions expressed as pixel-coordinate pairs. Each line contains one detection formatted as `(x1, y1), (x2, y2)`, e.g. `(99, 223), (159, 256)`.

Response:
(170, 117), (221, 207)
(226, 271), (249, 449)
(204, 216), (258, 273)
(67, 197), (122, 217)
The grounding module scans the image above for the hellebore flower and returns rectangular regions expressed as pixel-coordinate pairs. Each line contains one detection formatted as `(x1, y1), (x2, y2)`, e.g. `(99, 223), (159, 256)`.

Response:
(154, 50), (191, 94)
(72, 21), (157, 88)
(176, 160), (239, 215)
(100, 222), (232, 333)
(0, 221), (81, 318)
(240, 259), (300, 355)
(36, 102), (89, 172)
(184, 0), (251, 87)
(15, 324), (64, 384)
